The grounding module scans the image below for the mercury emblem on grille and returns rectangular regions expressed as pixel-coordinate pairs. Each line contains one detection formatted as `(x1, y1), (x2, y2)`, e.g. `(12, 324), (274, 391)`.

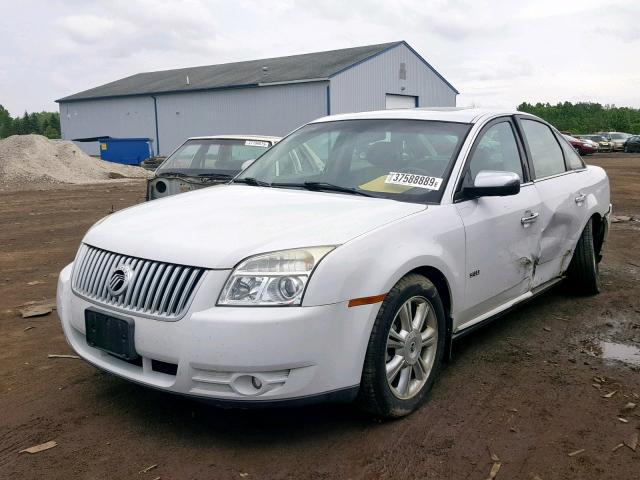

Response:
(107, 264), (134, 297)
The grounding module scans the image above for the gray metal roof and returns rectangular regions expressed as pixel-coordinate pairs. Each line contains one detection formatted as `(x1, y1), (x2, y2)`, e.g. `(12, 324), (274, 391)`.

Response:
(57, 41), (458, 102)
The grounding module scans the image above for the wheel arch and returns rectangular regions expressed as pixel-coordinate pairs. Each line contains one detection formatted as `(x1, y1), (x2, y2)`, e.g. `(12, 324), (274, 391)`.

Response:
(590, 212), (606, 260)
(405, 265), (454, 359)
(407, 266), (452, 319)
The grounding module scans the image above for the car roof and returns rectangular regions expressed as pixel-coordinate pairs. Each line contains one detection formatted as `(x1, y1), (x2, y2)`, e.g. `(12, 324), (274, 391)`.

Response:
(187, 135), (281, 142)
(309, 107), (535, 125)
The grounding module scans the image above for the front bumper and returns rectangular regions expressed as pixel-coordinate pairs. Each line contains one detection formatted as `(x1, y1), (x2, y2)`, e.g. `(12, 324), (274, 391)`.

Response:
(57, 264), (379, 404)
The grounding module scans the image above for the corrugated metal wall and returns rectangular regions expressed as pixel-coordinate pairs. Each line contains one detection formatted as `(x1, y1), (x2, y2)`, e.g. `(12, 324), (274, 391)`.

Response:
(59, 97), (156, 155)
(155, 82), (326, 155)
(59, 45), (457, 158)
(59, 82), (326, 156)
(329, 43), (456, 114)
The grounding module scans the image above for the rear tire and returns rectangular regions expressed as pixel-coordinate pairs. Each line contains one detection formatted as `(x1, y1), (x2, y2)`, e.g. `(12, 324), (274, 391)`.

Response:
(567, 218), (600, 295)
(358, 274), (446, 418)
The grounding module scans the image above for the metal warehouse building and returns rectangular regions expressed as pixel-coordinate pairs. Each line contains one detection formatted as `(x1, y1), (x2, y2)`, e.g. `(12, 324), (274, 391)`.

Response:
(57, 41), (458, 157)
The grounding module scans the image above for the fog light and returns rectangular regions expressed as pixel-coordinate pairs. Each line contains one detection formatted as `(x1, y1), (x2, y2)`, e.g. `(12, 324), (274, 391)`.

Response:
(251, 376), (262, 389)
(155, 180), (167, 193)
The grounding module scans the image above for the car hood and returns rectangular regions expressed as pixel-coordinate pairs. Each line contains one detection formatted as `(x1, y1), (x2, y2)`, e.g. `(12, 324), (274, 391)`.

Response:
(84, 184), (426, 268)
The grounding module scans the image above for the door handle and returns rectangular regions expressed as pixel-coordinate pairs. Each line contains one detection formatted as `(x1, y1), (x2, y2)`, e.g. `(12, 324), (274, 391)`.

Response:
(575, 193), (586, 204)
(521, 211), (539, 226)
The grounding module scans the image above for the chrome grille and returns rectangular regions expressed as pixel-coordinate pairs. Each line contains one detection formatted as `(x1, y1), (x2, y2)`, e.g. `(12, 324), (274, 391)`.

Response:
(72, 244), (204, 319)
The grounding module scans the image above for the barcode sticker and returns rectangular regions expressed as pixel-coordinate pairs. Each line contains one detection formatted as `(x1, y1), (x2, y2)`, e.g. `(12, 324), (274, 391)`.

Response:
(245, 140), (269, 148)
(384, 172), (443, 190)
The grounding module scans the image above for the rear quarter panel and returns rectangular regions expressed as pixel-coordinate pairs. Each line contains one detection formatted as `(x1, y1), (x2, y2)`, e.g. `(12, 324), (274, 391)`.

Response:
(582, 165), (610, 220)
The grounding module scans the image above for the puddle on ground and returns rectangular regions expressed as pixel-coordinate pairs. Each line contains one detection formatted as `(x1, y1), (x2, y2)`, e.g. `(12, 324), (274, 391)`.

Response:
(600, 341), (640, 366)
(581, 338), (640, 366)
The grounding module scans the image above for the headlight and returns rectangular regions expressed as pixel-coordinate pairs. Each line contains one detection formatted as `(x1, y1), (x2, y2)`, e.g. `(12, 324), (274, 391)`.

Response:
(217, 247), (335, 306)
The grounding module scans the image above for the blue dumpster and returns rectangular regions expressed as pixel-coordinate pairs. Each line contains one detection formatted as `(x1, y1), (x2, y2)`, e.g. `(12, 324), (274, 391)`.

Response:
(99, 138), (153, 165)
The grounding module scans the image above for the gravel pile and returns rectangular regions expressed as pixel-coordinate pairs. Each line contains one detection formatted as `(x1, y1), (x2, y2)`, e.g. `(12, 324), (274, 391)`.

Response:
(0, 134), (151, 190)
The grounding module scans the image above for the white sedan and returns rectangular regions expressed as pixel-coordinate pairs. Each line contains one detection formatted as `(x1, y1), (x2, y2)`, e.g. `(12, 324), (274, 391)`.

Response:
(57, 108), (610, 417)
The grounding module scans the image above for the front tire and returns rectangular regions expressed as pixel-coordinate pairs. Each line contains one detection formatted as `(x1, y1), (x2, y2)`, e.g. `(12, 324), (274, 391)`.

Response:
(358, 274), (446, 418)
(567, 218), (600, 295)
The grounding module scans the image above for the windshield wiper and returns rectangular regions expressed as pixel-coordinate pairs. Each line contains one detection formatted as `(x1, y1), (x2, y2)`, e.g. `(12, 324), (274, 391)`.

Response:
(233, 177), (271, 187)
(271, 181), (375, 197)
(157, 171), (188, 178)
(197, 173), (234, 179)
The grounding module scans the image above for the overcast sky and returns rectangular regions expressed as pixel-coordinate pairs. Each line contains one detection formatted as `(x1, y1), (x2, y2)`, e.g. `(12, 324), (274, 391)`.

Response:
(1, 0), (638, 116)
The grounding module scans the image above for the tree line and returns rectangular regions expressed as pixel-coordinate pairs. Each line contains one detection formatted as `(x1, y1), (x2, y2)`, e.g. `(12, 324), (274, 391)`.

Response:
(517, 102), (640, 135)
(0, 105), (61, 139)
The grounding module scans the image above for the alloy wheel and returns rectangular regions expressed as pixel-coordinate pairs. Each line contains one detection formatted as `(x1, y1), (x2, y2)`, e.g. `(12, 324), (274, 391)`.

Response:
(385, 296), (438, 399)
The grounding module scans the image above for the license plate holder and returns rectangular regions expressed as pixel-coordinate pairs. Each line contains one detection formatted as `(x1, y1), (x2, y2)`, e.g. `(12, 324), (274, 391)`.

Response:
(85, 308), (138, 361)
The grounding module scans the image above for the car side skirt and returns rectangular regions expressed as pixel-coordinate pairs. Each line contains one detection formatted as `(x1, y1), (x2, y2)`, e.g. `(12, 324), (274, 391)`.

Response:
(451, 276), (564, 340)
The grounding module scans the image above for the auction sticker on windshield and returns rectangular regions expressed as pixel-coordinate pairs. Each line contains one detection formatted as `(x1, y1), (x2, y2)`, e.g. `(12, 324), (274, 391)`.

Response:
(245, 140), (270, 148)
(385, 172), (443, 190)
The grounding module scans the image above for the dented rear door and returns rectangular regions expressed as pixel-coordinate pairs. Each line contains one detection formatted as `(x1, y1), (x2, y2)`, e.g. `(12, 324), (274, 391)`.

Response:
(517, 117), (590, 288)
(532, 171), (590, 287)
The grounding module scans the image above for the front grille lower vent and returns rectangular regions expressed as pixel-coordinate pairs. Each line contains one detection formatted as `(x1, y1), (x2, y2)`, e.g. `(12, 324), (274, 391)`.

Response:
(72, 244), (204, 319)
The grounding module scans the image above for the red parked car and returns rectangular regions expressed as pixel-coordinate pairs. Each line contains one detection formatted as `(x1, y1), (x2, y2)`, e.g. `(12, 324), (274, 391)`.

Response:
(562, 134), (597, 155)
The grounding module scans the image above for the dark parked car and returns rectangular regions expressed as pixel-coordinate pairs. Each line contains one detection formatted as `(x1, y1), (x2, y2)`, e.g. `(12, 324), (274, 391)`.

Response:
(624, 135), (640, 153)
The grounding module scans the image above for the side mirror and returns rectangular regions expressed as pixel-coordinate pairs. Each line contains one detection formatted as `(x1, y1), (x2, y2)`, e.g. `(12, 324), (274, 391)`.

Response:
(241, 159), (256, 170)
(462, 170), (520, 198)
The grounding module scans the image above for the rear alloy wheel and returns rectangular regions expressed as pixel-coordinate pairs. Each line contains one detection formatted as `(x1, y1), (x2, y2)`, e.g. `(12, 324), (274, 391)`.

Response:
(358, 274), (445, 418)
(567, 218), (600, 295)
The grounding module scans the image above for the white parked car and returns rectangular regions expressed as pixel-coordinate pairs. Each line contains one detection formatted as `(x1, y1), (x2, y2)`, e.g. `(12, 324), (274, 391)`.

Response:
(147, 135), (280, 200)
(57, 108), (611, 417)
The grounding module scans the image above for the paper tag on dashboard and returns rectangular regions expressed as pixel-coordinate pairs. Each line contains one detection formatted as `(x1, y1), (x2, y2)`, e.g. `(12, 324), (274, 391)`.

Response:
(245, 140), (269, 148)
(385, 172), (443, 190)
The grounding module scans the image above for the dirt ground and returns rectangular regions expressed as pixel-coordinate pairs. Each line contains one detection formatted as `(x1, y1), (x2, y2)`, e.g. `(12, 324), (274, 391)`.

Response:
(1, 153), (639, 480)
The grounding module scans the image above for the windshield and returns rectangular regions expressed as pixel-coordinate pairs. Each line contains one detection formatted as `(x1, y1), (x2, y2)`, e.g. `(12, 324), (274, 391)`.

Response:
(610, 133), (629, 140)
(236, 119), (471, 203)
(157, 138), (271, 176)
(590, 136), (605, 141)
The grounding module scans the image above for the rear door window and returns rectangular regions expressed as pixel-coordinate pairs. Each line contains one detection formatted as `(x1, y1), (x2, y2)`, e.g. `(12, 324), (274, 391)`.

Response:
(521, 119), (566, 179)
(557, 135), (585, 170)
